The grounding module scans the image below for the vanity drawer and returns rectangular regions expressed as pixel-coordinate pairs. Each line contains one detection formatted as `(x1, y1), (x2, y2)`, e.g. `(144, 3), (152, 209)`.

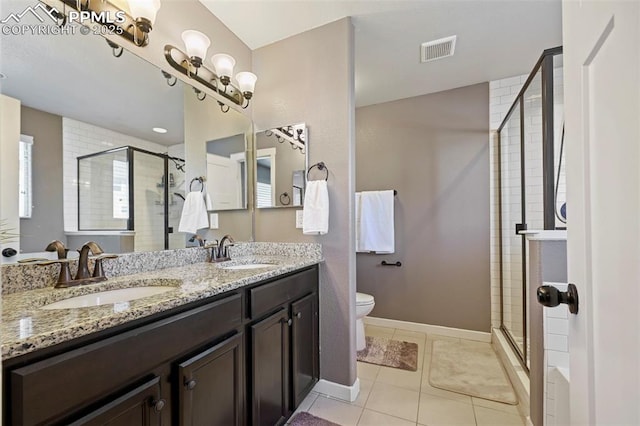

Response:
(10, 293), (242, 426)
(249, 267), (317, 319)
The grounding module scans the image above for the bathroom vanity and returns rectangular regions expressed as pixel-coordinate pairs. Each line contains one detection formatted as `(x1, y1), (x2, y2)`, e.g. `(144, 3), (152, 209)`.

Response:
(1, 245), (321, 426)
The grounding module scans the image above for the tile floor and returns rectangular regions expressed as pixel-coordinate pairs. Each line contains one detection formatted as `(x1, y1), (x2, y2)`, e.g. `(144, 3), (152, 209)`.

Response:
(290, 325), (526, 426)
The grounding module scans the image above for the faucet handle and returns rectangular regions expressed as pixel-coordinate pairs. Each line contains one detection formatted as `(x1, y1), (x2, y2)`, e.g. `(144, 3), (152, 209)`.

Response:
(92, 254), (118, 279)
(38, 259), (73, 288)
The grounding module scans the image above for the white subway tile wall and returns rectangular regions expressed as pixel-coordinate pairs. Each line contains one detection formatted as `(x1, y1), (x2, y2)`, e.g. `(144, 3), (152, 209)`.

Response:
(63, 118), (185, 251)
(542, 283), (570, 425)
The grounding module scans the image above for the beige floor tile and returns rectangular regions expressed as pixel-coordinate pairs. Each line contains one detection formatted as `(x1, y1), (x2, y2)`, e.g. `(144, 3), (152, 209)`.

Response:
(358, 409), (417, 426)
(474, 406), (524, 425)
(376, 366), (423, 392)
(472, 397), (520, 415)
(365, 381), (420, 422)
(417, 393), (475, 426)
(365, 325), (395, 338)
(309, 395), (364, 426)
(352, 378), (374, 407)
(358, 361), (381, 381)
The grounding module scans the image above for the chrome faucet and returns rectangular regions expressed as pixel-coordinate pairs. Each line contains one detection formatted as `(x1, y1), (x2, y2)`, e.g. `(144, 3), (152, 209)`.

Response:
(211, 234), (234, 262)
(75, 241), (104, 280)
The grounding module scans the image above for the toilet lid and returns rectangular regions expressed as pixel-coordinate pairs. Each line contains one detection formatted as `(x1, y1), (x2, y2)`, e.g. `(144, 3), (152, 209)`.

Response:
(356, 292), (374, 305)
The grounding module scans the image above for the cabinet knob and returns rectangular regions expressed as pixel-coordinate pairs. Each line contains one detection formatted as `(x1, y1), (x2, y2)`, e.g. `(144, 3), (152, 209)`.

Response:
(287, 318), (292, 326)
(186, 379), (197, 390)
(152, 398), (166, 412)
(295, 312), (302, 319)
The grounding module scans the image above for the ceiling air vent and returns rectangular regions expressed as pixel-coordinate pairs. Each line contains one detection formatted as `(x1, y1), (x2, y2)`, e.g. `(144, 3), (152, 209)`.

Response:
(421, 35), (457, 63)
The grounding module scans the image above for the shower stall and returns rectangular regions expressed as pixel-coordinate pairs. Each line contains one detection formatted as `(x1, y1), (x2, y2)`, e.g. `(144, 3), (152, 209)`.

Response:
(498, 47), (564, 370)
(77, 146), (186, 252)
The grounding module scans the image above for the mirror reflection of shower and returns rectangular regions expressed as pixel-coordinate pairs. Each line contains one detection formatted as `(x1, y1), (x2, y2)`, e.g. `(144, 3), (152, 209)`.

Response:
(77, 146), (185, 252)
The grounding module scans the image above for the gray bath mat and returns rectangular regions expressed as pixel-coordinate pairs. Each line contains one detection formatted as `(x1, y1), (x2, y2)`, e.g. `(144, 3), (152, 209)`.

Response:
(357, 336), (418, 371)
(289, 412), (341, 426)
(429, 340), (517, 404)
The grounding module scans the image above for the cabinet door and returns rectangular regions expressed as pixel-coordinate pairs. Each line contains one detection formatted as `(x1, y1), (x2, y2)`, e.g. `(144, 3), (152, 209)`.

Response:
(67, 377), (163, 426)
(250, 308), (290, 426)
(178, 332), (244, 426)
(291, 293), (319, 408)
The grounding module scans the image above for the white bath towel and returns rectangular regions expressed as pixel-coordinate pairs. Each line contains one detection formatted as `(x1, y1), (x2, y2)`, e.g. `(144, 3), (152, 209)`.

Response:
(303, 180), (329, 235)
(356, 190), (395, 253)
(178, 191), (209, 234)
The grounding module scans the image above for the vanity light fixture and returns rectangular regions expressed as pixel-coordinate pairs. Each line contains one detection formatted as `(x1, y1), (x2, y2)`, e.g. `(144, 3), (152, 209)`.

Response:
(54, 0), (160, 48)
(161, 70), (177, 87)
(265, 125), (306, 152)
(164, 32), (257, 112)
(106, 40), (124, 58)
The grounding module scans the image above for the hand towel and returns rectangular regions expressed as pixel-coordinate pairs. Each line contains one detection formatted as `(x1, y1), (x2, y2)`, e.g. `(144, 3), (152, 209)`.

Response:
(356, 190), (395, 253)
(303, 180), (329, 235)
(178, 191), (209, 234)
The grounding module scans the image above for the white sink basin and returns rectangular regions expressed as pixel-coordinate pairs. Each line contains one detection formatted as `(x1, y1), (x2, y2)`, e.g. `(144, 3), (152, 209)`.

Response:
(41, 286), (175, 310)
(220, 263), (276, 270)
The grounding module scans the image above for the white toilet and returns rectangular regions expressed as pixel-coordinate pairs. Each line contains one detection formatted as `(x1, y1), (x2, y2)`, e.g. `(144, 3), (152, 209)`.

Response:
(356, 292), (375, 351)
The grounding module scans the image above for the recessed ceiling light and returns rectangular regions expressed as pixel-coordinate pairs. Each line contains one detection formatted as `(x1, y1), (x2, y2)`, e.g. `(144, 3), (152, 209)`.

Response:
(153, 127), (168, 134)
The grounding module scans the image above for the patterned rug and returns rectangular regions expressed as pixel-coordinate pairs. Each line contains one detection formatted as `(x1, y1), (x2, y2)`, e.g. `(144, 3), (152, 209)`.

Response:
(356, 336), (419, 371)
(288, 412), (341, 426)
(429, 340), (517, 404)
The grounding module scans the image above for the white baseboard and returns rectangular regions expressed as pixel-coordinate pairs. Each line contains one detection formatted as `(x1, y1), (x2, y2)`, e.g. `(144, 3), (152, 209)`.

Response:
(363, 316), (492, 343)
(313, 378), (360, 402)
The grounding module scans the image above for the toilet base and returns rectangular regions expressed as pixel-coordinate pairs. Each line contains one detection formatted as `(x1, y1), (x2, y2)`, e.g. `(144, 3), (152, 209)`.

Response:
(356, 318), (366, 351)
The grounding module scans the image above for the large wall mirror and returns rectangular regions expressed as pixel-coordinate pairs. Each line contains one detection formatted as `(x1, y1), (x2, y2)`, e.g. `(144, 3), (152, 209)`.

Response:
(0, 0), (253, 259)
(255, 123), (308, 208)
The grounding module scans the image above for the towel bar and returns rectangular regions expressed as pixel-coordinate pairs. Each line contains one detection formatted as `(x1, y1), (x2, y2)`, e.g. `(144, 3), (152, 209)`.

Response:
(307, 162), (329, 181)
(189, 176), (205, 192)
(381, 261), (402, 267)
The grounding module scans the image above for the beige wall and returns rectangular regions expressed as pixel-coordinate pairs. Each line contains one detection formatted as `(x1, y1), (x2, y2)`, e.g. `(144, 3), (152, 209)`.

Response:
(355, 83), (491, 332)
(0, 95), (21, 254)
(20, 106), (64, 252)
(252, 18), (357, 387)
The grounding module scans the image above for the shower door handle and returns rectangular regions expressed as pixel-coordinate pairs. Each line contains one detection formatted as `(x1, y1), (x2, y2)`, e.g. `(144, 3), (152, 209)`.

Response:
(515, 223), (527, 235)
(536, 284), (579, 314)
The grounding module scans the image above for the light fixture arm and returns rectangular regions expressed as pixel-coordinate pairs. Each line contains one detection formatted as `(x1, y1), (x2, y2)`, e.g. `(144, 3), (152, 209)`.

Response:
(164, 44), (251, 111)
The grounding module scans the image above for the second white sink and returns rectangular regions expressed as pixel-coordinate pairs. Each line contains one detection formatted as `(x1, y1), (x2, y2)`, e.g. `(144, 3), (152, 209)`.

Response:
(41, 286), (175, 310)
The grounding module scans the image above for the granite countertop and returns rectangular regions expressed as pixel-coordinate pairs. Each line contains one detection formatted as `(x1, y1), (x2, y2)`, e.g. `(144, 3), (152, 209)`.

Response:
(1, 255), (321, 360)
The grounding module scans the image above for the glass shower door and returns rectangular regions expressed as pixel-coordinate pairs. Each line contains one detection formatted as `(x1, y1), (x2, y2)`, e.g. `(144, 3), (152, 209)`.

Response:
(132, 150), (165, 252)
(499, 102), (526, 363)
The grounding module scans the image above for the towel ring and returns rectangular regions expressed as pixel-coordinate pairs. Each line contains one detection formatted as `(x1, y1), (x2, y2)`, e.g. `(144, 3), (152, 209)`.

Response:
(279, 192), (291, 205)
(189, 177), (204, 192)
(307, 162), (329, 181)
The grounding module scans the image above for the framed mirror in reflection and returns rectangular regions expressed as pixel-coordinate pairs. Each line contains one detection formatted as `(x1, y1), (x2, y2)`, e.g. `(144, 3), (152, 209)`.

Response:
(255, 123), (308, 208)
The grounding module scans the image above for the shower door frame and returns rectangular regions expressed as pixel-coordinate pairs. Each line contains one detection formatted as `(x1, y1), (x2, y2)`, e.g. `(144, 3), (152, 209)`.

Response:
(77, 146), (184, 250)
(497, 46), (563, 371)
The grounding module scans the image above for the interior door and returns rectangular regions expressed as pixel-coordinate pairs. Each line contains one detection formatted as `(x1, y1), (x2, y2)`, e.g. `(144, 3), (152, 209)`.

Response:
(563, 1), (640, 424)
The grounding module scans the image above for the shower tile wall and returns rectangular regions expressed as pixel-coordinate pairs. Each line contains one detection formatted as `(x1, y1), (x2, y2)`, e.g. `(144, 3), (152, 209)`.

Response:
(63, 118), (185, 251)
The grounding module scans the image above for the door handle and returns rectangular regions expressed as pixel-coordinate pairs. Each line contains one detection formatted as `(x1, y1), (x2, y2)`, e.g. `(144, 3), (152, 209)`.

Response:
(536, 283), (579, 314)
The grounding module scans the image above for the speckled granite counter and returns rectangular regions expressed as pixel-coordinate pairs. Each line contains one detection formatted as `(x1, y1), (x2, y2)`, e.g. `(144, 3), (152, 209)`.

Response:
(1, 243), (322, 360)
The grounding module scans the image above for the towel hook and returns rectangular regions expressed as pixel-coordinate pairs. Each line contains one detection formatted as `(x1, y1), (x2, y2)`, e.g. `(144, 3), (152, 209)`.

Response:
(189, 176), (205, 192)
(279, 192), (291, 205)
(307, 162), (329, 181)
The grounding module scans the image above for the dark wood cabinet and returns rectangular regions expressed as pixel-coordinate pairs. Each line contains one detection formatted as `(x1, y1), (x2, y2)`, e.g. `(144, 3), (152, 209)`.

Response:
(250, 309), (290, 426)
(248, 267), (320, 426)
(3, 265), (319, 426)
(178, 332), (244, 426)
(68, 377), (163, 426)
(291, 293), (319, 408)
